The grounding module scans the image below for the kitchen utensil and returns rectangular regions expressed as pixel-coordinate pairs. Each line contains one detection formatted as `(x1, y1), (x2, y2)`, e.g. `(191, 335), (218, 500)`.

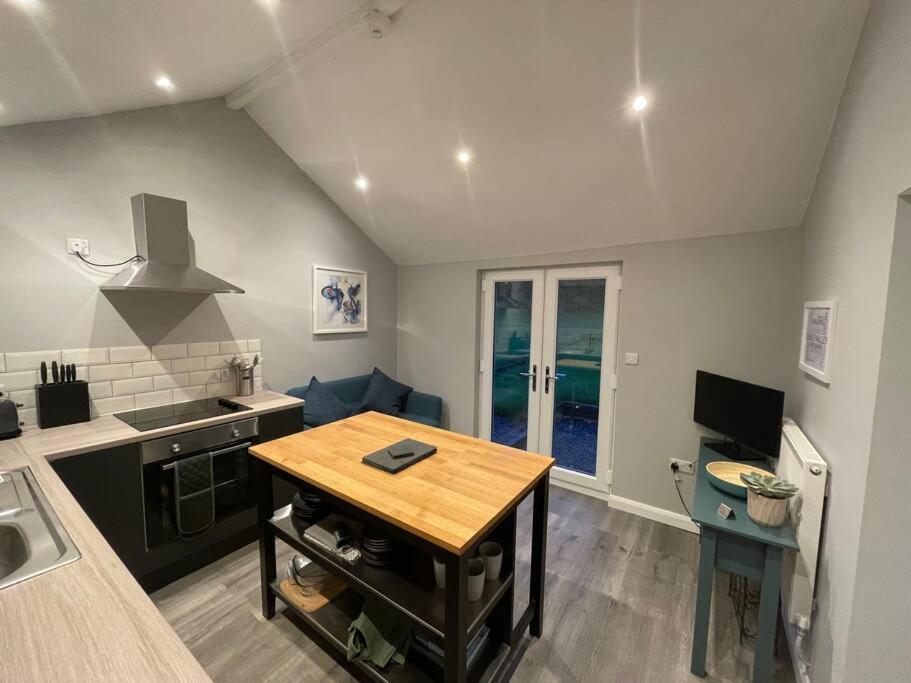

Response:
(479, 541), (503, 581)
(467, 558), (485, 602)
(40, 362), (47, 385)
(35, 381), (90, 429)
(51, 361), (59, 383)
(705, 461), (774, 500)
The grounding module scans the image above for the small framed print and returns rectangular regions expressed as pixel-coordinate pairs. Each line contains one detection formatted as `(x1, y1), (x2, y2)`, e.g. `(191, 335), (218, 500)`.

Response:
(799, 299), (837, 383)
(313, 266), (367, 334)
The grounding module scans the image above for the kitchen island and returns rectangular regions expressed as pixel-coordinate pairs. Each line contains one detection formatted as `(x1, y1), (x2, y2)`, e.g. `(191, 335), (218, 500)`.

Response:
(251, 411), (554, 682)
(0, 390), (302, 682)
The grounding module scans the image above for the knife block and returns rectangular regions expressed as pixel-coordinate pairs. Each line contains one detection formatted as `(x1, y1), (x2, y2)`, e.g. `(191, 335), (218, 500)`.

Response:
(35, 381), (91, 429)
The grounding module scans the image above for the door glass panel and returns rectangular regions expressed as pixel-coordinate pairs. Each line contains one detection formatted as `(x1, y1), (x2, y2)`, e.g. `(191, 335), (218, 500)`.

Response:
(551, 279), (605, 475)
(491, 281), (533, 449)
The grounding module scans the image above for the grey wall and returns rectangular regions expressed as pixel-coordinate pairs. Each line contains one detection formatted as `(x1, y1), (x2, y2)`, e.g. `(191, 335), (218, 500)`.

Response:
(789, 2), (911, 679)
(397, 227), (801, 515)
(0, 99), (396, 392)
(844, 194), (911, 680)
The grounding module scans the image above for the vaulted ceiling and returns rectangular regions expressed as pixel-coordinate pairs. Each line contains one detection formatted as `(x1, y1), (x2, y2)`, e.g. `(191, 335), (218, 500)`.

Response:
(2, 1), (870, 265)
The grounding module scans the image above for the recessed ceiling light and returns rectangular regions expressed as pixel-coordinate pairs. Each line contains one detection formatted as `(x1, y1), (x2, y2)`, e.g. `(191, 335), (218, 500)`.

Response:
(354, 175), (369, 191)
(632, 95), (648, 111)
(155, 75), (175, 91)
(457, 149), (472, 165)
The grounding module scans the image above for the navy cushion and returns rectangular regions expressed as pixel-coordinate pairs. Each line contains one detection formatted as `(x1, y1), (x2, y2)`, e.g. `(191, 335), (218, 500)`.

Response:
(358, 368), (413, 416)
(302, 376), (352, 427)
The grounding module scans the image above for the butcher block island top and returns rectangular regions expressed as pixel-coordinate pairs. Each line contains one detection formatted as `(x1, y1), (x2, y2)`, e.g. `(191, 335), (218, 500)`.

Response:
(250, 411), (554, 554)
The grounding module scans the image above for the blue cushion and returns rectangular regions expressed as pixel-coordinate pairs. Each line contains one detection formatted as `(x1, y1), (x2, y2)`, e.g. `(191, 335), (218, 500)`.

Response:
(301, 376), (352, 427)
(358, 367), (413, 416)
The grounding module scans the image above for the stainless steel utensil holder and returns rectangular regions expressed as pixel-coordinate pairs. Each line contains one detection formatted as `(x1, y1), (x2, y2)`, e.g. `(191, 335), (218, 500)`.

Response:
(234, 368), (254, 396)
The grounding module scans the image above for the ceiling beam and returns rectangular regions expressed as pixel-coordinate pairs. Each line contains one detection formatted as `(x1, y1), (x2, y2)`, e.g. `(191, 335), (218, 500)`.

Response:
(225, 0), (411, 111)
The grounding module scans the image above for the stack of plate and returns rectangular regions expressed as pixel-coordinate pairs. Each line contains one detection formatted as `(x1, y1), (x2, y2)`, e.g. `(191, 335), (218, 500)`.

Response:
(291, 488), (323, 522)
(361, 528), (396, 568)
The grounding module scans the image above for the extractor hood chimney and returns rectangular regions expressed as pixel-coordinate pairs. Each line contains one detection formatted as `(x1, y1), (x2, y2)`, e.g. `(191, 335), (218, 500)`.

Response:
(100, 194), (244, 294)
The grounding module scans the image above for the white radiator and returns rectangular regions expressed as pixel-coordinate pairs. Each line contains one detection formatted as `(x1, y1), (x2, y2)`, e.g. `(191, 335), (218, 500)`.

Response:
(776, 418), (829, 628)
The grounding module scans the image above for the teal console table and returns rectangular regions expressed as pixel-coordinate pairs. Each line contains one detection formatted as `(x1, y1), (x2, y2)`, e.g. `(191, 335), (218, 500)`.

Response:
(690, 439), (799, 683)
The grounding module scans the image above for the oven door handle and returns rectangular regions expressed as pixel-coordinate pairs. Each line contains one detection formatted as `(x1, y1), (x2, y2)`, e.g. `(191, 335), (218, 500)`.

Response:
(162, 441), (253, 470)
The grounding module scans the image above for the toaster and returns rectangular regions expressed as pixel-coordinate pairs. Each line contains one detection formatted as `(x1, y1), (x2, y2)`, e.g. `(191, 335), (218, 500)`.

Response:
(0, 392), (23, 440)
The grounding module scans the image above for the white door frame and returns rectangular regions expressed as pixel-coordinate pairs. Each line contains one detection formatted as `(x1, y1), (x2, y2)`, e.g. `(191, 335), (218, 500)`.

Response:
(478, 264), (621, 498)
(478, 270), (545, 450)
(539, 264), (621, 494)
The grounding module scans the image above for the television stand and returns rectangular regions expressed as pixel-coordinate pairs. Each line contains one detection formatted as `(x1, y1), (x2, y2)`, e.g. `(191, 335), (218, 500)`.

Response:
(704, 440), (766, 461)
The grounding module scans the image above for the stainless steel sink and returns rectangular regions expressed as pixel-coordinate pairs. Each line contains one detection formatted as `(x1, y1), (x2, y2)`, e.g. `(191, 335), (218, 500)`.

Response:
(0, 467), (80, 590)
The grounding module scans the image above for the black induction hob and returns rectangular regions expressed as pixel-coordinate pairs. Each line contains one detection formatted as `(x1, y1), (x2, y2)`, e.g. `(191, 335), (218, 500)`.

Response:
(113, 397), (252, 432)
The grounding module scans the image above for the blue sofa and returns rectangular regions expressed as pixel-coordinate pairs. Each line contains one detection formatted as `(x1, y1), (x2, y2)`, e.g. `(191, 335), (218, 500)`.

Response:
(287, 374), (443, 428)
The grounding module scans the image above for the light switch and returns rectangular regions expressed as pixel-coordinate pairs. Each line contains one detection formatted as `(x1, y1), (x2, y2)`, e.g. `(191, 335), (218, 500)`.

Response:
(624, 352), (639, 365)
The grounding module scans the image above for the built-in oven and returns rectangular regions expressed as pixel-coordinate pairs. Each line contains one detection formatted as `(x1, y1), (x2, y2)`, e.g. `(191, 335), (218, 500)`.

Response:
(141, 417), (259, 549)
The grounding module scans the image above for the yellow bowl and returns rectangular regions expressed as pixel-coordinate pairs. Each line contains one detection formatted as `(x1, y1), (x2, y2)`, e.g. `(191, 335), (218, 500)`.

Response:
(705, 461), (774, 499)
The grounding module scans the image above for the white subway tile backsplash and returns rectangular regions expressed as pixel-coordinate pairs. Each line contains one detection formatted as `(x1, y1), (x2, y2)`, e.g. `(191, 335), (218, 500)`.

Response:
(93, 395), (135, 416)
(0, 370), (37, 391)
(113, 377), (154, 396)
(153, 373), (189, 390)
(151, 343), (188, 360)
(171, 356), (205, 373)
(4, 350), (60, 372)
(220, 340), (247, 354)
(205, 355), (231, 371)
(19, 408), (37, 427)
(133, 360), (171, 377)
(4, 339), (259, 418)
(62, 348), (109, 366)
(10, 389), (36, 408)
(189, 369), (223, 385)
(109, 345), (151, 363)
(88, 381), (113, 399)
(89, 363), (133, 382)
(206, 381), (234, 398)
(134, 389), (173, 409)
(173, 386), (206, 403)
(188, 342), (220, 357)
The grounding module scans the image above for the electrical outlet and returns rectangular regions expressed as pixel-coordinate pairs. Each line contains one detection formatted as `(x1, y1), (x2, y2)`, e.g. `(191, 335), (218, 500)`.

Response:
(670, 458), (695, 475)
(67, 237), (90, 256)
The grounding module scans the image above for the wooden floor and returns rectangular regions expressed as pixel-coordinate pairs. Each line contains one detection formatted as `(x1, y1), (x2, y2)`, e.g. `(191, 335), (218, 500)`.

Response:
(152, 486), (794, 682)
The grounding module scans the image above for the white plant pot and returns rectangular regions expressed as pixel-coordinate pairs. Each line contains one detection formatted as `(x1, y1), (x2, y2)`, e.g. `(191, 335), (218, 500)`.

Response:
(746, 490), (790, 528)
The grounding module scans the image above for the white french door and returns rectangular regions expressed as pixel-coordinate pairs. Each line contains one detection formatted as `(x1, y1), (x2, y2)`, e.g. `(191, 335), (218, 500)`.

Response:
(479, 265), (621, 495)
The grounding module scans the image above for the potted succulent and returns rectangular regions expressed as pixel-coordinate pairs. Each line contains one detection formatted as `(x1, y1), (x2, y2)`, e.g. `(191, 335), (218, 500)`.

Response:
(739, 472), (799, 528)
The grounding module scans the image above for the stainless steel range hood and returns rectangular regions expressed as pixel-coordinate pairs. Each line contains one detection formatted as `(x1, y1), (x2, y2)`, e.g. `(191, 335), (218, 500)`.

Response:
(100, 194), (244, 295)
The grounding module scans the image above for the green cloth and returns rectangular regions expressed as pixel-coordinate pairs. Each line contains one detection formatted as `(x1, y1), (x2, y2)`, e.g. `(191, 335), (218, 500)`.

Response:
(347, 601), (412, 668)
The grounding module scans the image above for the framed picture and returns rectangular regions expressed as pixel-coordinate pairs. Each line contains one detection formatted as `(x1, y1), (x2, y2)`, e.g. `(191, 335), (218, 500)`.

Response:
(312, 266), (367, 334)
(799, 299), (837, 383)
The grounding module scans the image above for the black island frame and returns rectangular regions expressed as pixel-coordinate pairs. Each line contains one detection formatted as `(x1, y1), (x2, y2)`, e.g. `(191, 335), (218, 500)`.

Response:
(254, 459), (549, 682)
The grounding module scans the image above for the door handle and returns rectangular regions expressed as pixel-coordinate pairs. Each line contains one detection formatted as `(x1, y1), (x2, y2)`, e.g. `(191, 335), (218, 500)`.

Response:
(519, 364), (538, 391)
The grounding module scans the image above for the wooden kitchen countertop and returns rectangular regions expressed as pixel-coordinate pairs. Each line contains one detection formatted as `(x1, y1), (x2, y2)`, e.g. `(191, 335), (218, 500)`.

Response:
(0, 390), (302, 682)
(250, 411), (554, 554)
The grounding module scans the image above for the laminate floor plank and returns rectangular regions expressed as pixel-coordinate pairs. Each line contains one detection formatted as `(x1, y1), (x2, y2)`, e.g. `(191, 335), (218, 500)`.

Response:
(152, 485), (793, 682)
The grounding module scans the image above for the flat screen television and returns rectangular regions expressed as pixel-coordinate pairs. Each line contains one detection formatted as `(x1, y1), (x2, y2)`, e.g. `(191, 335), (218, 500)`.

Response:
(693, 370), (785, 460)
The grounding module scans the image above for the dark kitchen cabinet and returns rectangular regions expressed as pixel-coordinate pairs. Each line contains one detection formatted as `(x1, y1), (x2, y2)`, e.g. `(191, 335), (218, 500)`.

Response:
(51, 442), (147, 571)
(258, 406), (305, 509)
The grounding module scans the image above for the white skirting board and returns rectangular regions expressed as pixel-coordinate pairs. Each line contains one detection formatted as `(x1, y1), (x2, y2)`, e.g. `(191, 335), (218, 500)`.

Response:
(548, 478), (698, 533)
(607, 494), (699, 534)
